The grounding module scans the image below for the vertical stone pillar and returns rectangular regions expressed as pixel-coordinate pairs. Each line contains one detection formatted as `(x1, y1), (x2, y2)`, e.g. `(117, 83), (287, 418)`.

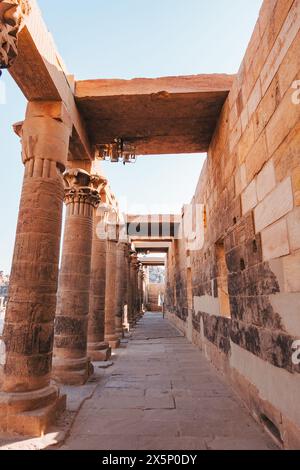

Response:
(135, 260), (141, 320)
(129, 253), (138, 326)
(123, 244), (131, 331)
(53, 169), (100, 385)
(128, 253), (135, 328)
(115, 241), (127, 339)
(104, 221), (120, 349)
(138, 265), (144, 317)
(87, 192), (111, 361)
(0, 101), (71, 436)
(144, 267), (149, 308)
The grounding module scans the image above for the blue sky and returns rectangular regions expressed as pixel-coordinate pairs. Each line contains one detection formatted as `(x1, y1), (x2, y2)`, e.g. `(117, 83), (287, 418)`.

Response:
(0, 0), (263, 272)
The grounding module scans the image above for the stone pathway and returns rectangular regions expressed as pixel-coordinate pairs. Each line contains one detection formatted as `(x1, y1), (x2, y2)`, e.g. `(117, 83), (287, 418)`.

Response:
(61, 312), (276, 450)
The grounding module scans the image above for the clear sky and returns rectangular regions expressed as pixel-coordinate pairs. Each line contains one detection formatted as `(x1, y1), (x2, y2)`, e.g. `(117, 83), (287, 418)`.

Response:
(0, 0), (263, 272)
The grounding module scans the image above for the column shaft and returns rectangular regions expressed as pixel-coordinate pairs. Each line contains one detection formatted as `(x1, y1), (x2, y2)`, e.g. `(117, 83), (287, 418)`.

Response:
(129, 254), (138, 326)
(87, 203), (111, 361)
(115, 242), (126, 339)
(123, 247), (132, 331)
(53, 170), (99, 385)
(104, 239), (120, 349)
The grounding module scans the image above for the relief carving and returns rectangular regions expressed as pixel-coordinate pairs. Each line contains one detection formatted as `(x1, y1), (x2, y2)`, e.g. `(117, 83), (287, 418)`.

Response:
(0, 0), (30, 68)
(63, 169), (101, 208)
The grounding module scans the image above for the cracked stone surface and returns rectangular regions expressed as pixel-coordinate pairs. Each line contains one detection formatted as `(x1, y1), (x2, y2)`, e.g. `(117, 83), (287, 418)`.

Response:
(60, 312), (276, 450)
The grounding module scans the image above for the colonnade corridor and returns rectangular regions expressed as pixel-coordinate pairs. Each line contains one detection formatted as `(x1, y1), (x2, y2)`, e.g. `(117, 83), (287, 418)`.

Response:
(1, 0), (300, 453)
(58, 313), (275, 451)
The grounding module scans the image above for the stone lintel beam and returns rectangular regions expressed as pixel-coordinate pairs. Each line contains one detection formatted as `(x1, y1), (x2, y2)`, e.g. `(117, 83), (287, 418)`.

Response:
(0, 0), (92, 161)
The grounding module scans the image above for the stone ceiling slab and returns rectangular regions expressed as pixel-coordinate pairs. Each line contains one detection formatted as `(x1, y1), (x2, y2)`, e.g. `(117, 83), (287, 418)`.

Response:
(75, 75), (234, 155)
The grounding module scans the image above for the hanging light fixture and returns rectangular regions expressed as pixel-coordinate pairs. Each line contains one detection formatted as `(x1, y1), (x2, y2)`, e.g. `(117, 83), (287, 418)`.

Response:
(95, 138), (137, 164)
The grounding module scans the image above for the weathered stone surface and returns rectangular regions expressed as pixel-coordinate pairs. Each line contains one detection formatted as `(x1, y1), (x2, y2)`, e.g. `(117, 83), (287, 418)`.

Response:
(104, 238), (120, 349)
(287, 207), (300, 251)
(282, 251), (300, 293)
(165, 0), (300, 449)
(242, 180), (257, 215)
(0, 102), (71, 436)
(75, 75), (234, 155)
(254, 178), (294, 233)
(261, 218), (290, 261)
(115, 242), (127, 338)
(53, 169), (100, 385)
(60, 314), (273, 451)
(0, 0), (28, 69)
(194, 312), (231, 355)
(87, 181), (112, 362)
(256, 160), (276, 202)
(1, 0), (300, 450)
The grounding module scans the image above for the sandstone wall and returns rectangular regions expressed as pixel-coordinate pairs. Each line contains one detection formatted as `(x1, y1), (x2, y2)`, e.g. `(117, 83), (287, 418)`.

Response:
(166, 0), (300, 449)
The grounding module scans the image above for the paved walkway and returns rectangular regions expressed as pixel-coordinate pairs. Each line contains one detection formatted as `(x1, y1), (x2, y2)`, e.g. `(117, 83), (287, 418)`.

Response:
(61, 313), (275, 450)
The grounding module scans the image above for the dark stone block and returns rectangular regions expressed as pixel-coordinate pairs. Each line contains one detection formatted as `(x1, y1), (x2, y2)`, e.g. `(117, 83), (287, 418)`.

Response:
(202, 312), (231, 355)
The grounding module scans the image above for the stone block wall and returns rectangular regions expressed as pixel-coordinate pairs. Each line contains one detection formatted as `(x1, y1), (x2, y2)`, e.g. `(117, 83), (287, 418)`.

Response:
(166, 0), (300, 449)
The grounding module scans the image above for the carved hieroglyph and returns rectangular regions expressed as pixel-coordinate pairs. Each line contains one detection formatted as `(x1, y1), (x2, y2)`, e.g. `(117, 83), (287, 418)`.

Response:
(53, 169), (101, 385)
(87, 176), (113, 361)
(0, 0), (29, 68)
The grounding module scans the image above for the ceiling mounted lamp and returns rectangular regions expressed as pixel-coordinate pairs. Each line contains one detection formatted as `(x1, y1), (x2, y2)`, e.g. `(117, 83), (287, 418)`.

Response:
(95, 138), (137, 165)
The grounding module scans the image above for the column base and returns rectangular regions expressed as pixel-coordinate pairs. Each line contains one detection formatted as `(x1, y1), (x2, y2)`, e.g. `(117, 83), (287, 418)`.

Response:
(88, 341), (112, 362)
(109, 339), (121, 349)
(115, 326), (124, 339)
(52, 357), (94, 386)
(105, 334), (121, 349)
(0, 385), (66, 437)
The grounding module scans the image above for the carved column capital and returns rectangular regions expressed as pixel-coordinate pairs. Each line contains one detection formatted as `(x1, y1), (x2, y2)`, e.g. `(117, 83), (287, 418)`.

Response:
(63, 169), (101, 208)
(0, 0), (30, 69)
(130, 252), (139, 269)
(90, 174), (108, 195)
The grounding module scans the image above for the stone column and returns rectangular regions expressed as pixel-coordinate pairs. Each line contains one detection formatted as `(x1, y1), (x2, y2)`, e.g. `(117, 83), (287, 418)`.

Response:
(138, 265), (144, 317)
(138, 264), (143, 316)
(143, 267), (149, 308)
(87, 191), (111, 362)
(115, 241), (127, 339)
(135, 261), (141, 321)
(0, 101), (71, 436)
(129, 253), (138, 326)
(53, 169), (100, 385)
(123, 244), (131, 331)
(104, 222), (120, 349)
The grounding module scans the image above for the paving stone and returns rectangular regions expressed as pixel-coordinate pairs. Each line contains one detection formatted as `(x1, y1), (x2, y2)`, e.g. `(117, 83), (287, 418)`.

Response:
(60, 313), (274, 450)
(205, 436), (276, 450)
(137, 436), (207, 450)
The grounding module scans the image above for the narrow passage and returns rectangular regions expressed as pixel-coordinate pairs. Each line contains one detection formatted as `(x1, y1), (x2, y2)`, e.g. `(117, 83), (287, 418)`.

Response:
(61, 313), (275, 450)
